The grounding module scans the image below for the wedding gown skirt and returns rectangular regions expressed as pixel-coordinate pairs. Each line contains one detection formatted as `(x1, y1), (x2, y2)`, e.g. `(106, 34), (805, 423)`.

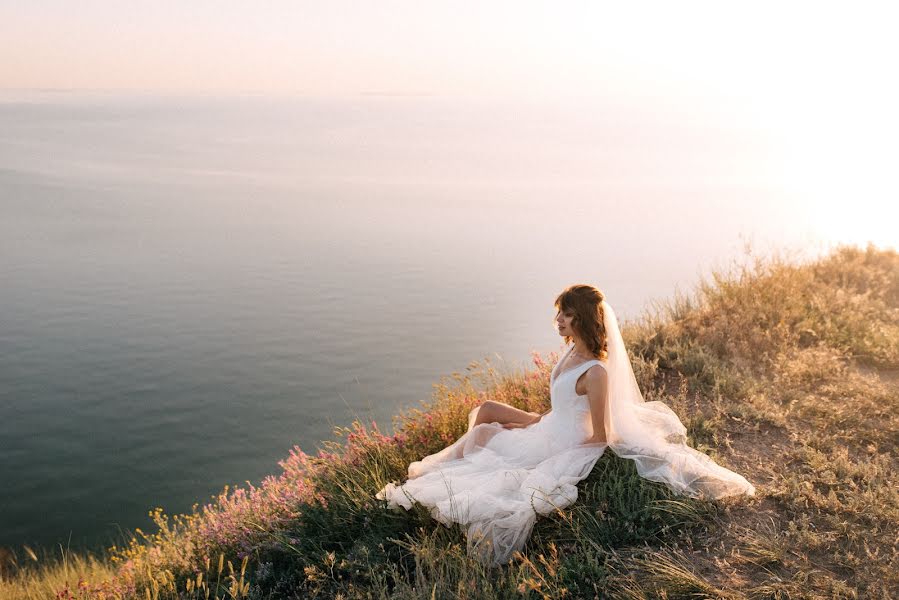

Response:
(375, 352), (756, 566)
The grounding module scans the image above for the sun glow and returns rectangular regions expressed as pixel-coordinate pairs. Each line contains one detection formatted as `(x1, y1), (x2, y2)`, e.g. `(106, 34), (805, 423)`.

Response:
(598, 3), (899, 251)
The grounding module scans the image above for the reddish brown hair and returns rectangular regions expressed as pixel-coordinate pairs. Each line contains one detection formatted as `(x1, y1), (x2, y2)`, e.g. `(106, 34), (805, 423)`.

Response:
(554, 284), (609, 361)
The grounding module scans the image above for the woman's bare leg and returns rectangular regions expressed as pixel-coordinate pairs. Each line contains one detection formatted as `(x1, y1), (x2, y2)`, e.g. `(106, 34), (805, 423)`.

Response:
(471, 400), (541, 428)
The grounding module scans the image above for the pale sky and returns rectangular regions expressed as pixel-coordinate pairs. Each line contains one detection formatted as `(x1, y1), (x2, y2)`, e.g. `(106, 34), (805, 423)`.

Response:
(2, 1), (898, 244)
(1, 2), (895, 100)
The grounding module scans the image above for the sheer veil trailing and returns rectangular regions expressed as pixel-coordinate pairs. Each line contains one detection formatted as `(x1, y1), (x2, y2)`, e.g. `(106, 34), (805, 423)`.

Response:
(592, 300), (756, 499)
(376, 298), (755, 566)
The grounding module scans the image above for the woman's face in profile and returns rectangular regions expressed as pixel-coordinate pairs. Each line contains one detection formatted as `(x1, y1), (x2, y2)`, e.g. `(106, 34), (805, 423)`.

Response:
(555, 308), (574, 336)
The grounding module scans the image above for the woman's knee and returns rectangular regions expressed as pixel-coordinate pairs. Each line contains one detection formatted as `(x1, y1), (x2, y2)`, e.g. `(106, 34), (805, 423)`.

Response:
(474, 401), (500, 424)
(478, 400), (497, 422)
(481, 400), (507, 419)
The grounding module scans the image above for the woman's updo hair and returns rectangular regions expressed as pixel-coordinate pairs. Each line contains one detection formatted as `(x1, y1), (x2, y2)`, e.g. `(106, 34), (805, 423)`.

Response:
(554, 284), (609, 361)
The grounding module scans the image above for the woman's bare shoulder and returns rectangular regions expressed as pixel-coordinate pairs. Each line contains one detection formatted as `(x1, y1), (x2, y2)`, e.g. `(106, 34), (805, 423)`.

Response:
(585, 363), (608, 382)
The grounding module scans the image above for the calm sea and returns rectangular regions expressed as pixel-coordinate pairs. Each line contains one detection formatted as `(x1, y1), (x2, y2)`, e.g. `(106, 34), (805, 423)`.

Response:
(0, 90), (829, 552)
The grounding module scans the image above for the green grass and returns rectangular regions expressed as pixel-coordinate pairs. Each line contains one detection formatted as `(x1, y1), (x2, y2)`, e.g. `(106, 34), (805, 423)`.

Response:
(2, 241), (897, 599)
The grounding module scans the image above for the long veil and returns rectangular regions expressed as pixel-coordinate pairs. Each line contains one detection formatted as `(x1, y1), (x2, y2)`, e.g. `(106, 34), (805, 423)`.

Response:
(375, 298), (755, 567)
(592, 300), (756, 499)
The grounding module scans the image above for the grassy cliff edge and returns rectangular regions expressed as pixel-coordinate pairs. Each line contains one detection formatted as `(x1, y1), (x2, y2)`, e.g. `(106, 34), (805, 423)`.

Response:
(2, 243), (897, 599)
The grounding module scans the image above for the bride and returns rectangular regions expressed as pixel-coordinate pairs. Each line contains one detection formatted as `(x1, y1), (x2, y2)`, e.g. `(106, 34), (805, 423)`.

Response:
(376, 284), (756, 566)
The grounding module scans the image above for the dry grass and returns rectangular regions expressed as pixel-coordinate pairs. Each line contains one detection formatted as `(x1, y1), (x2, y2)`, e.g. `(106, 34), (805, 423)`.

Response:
(0, 544), (119, 600)
(2, 241), (897, 599)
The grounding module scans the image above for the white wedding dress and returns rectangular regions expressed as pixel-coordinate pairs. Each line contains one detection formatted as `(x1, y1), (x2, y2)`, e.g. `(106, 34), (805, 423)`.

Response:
(375, 301), (756, 566)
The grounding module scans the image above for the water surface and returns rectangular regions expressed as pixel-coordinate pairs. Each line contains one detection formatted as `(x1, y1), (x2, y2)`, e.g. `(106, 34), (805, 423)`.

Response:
(0, 91), (831, 551)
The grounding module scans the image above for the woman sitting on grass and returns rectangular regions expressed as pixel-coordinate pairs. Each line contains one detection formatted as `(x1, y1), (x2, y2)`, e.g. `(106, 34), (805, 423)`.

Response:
(376, 284), (756, 566)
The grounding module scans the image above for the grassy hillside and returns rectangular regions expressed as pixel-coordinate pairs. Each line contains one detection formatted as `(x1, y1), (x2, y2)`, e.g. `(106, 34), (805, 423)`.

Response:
(1, 242), (897, 599)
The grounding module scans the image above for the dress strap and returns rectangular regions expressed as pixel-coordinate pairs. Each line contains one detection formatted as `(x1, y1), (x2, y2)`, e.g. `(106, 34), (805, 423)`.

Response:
(572, 359), (602, 375)
(569, 360), (605, 398)
(570, 360), (607, 382)
(553, 357), (602, 386)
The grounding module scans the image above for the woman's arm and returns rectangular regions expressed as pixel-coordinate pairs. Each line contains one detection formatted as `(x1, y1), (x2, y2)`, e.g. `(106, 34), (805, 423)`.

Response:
(582, 365), (609, 444)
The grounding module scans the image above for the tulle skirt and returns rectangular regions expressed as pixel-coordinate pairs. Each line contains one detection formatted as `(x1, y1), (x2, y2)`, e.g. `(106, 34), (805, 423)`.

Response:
(376, 407), (607, 565)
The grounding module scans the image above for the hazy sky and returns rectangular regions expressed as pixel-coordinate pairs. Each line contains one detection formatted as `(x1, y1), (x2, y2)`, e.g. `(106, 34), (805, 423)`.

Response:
(2, 1), (897, 243)
(2, 2), (894, 100)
